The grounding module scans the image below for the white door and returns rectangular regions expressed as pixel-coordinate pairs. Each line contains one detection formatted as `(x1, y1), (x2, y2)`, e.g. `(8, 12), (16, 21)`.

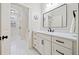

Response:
(18, 5), (29, 40)
(11, 4), (29, 40)
(0, 3), (11, 55)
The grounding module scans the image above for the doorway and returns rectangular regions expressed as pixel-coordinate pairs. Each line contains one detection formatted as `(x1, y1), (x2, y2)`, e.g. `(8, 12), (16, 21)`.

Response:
(10, 3), (29, 54)
(0, 3), (38, 55)
(10, 3), (38, 55)
(10, 3), (29, 41)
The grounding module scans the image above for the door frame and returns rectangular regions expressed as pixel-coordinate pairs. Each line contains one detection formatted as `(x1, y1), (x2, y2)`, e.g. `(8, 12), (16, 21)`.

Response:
(11, 3), (29, 43)
(78, 3), (79, 55)
(11, 3), (29, 38)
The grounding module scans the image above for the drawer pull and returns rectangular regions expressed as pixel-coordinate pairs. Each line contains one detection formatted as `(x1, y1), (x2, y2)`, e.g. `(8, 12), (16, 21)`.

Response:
(56, 40), (64, 44)
(42, 40), (44, 45)
(56, 50), (64, 55)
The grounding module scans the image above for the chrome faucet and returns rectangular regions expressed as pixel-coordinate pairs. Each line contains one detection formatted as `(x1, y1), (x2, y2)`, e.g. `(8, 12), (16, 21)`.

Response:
(48, 27), (54, 32)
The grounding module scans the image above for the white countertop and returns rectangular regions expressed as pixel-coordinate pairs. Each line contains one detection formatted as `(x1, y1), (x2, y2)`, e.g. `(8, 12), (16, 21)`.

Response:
(33, 30), (78, 41)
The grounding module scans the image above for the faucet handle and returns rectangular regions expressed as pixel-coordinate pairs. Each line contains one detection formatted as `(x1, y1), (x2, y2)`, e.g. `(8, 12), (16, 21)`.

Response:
(48, 28), (55, 32)
(52, 29), (55, 32)
(48, 27), (51, 32)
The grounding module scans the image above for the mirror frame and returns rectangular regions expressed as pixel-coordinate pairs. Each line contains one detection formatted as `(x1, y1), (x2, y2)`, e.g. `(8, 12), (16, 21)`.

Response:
(43, 4), (67, 28)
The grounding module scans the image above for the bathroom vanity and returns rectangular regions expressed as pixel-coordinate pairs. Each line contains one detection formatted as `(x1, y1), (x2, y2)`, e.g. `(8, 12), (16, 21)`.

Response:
(32, 3), (78, 55)
(32, 31), (77, 55)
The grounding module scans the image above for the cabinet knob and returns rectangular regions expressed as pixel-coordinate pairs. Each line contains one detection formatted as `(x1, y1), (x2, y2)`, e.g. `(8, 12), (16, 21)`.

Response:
(42, 40), (44, 45)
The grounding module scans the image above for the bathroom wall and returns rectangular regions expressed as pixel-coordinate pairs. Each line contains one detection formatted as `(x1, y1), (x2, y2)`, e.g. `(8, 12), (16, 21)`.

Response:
(20, 3), (41, 31)
(40, 3), (64, 13)
(40, 3), (78, 33)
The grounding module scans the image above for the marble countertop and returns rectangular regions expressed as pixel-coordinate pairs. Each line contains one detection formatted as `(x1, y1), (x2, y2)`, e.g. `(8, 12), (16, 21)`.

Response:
(33, 30), (78, 41)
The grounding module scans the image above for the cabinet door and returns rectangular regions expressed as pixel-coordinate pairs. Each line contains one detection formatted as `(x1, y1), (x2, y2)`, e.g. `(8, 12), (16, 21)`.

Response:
(44, 40), (51, 55)
(38, 37), (44, 54)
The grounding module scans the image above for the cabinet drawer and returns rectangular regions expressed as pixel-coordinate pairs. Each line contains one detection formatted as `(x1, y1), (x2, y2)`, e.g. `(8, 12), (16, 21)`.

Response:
(53, 37), (73, 49)
(33, 37), (38, 48)
(53, 43), (72, 55)
(33, 32), (37, 39)
(33, 41), (38, 49)
(33, 38), (38, 43)
(37, 33), (51, 41)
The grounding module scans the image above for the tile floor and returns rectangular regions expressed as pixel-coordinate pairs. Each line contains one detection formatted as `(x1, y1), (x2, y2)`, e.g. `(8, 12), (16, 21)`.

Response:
(10, 27), (39, 55)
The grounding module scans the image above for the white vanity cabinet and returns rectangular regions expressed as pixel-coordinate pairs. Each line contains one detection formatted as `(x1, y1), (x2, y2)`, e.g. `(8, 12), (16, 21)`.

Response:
(32, 31), (77, 55)
(32, 32), (52, 55)
(52, 36), (77, 55)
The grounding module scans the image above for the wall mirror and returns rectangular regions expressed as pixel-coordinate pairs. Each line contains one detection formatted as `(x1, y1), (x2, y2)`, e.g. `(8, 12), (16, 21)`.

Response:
(43, 4), (67, 28)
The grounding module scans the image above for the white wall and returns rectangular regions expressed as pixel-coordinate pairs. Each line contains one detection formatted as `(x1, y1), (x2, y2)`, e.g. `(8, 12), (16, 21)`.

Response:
(40, 3), (64, 13)
(20, 3), (41, 31)
(40, 3), (78, 33)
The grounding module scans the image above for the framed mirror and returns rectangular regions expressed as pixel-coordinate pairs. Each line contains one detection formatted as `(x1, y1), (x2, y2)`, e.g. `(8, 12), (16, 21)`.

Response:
(43, 4), (67, 28)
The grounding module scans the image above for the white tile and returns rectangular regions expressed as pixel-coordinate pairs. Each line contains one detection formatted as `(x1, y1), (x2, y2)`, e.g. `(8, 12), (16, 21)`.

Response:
(10, 29), (39, 55)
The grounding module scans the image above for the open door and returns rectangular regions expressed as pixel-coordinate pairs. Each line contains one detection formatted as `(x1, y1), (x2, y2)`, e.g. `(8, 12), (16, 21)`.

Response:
(18, 5), (29, 40)
(11, 4), (29, 41)
(0, 3), (11, 55)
